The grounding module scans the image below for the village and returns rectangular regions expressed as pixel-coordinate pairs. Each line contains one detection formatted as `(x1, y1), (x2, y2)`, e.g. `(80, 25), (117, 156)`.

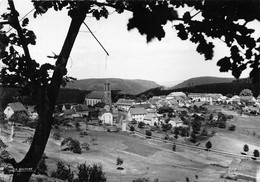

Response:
(1, 82), (260, 181)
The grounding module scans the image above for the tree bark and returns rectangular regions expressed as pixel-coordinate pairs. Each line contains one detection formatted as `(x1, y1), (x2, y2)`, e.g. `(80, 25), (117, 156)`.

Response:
(9, 2), (88, 182)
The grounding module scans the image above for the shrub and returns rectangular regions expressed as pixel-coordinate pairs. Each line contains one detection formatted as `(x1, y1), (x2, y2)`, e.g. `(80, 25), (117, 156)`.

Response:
(172, 144), (176, 151)
(130, 126), (135, 132)
(81, 142), (90, 151)
(133, 178), (151, 182)
(190, 132), (197, 143)
(243, 144), (249, 153)
(80, 131), (88, 136)
(51, 161), (74, 182)
(228, 124), (236, 131)
(74, 163), (106, 182)
(34, 155), (48, 176)
(145, 130), (152, 138)
(227, 115), (234, 119)
(138, 121), (145, 129)
(116, 157), (123, 170)
(53, 124), (59, 130)
(218, 121), (226, 128)
(61, 137), (82, 154)
(0, 139), (7, 150)
(131, 119), (137, 124)
(23, 136), (33, 144)
(253, 149), (259, 158)
(205, 141), (212, 151)
(53, 131), (61, 140)
(75, 122), (81, 131)
(201, 127), (208, 136)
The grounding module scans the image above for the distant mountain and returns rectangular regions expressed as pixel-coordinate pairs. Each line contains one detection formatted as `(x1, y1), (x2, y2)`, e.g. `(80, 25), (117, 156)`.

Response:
(65, 78), (161, 95)
(139, 82), (259, 98)
(170, 76), (236, 89)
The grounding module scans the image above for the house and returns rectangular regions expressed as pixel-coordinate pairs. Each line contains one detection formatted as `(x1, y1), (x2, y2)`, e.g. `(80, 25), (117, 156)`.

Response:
(99, 110), (113, 125)
(62, 109), (77, 119)
(168, 120), (184, 128)
(4, 102), (28, 119)
(188, 93), (214, 103)
(143, 113), (158, 126)
(71, 104), (89, 117)
(166, 92), (187, 100)
(85, 81), (112, 106)
(116, 99), (135, 112)
(128, 107), (147, 123)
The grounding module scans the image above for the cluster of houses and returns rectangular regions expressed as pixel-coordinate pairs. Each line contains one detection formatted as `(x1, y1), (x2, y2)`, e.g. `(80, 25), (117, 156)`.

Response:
(2, 81), (260, 129)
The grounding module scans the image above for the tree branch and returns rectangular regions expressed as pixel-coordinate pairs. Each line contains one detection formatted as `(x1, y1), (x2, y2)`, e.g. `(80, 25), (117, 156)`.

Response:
(8, 0), (32, 61)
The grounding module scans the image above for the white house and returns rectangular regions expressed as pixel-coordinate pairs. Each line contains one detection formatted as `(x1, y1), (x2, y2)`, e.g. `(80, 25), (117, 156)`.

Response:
(100, 111), (113, 125)
(116, 99), (135, 112)
(4, 102), (28, 119)
(128, 107), (147, 122)
(143, 113), (158, 126)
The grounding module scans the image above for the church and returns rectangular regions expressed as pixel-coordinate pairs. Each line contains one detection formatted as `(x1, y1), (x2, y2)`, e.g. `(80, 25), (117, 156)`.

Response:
(84, 81), (112, 107)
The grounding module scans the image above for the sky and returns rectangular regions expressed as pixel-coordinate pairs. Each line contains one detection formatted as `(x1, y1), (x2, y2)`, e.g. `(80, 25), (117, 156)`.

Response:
(1, 1), (259, 87)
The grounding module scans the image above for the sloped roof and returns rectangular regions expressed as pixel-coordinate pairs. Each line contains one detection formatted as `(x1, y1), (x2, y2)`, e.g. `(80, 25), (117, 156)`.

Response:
(144, 113), (157, 120)
(116, 99), (135, 106)
(73, 105), (83, 112)
(133, 103), (151, 109)
(80, 104), (89, 111)
(73, 104), (89, 112)
(63, 109), (76, 115)
(8, 102), (27, 112)
(167, 92), (186, 97)
(86, 91), (104, 99)
(129, 108), (147, 115)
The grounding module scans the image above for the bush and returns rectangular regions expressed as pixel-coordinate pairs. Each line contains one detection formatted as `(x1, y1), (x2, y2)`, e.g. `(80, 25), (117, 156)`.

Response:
(116, 157), (123, 170)
(145, 130), (152, 138)
(53, 131), (61, 140)
(138, 121), (145, 129)
(75, 122), (81, 131)
(253, 149), (259, 158)
(81, 142), (90, 151)
(74, 163), (106, 182)
(80, 131), (88, 136)
(131, 119), (137, 124)
(34, 155), (48, 176)
(218, 121), (226, 128)
(243, 144), (249, 153)
(130, 126), (135, 132)
(228, 124), (236, 131)
(133, 178), (151, 182)
(61, 137), (82, 154)
(201, 127), (208, 136)
(51, 161), (74, 182)
(205, 141), (212, 151)
(0, 139), (8, 150)
(190, 132), (197, 143)
(227, 115), (234, 119)
(23, 136), (33, 144)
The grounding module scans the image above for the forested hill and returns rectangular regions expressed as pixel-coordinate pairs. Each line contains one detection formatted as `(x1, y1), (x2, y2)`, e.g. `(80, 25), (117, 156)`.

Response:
(65, 78), (160, 95)
(170, 76), (235, 89)
(139, 82), (259, 98)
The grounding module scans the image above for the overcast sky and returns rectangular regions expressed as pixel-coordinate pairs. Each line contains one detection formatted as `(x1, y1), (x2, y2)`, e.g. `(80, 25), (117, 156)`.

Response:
(1, 1), (259, 86)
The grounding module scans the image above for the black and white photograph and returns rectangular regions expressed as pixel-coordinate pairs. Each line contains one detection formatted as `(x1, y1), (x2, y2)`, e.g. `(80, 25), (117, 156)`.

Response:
(0, 0), (260, 181)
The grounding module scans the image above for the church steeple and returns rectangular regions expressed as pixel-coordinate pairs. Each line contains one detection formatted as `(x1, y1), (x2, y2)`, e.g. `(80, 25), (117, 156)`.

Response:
(103, 80), (111, 106)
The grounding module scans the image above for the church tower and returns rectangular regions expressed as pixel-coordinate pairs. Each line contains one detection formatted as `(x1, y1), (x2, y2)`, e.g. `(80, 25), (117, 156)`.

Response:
(103, 80), (112, 107)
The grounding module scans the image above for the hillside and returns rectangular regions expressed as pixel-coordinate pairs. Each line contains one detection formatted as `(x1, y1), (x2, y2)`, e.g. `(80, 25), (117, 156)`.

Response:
(139, 82), (259, 97)
(170, 76), (235, 89)
(65, 78), (160, 95)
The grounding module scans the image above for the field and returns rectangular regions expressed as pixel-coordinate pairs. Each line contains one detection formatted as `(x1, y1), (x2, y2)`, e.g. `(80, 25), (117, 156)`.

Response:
(1, 105), (260, 182)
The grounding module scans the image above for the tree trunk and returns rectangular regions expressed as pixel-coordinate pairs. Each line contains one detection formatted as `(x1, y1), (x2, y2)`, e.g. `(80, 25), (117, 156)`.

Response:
(9, 2), (88, 182)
